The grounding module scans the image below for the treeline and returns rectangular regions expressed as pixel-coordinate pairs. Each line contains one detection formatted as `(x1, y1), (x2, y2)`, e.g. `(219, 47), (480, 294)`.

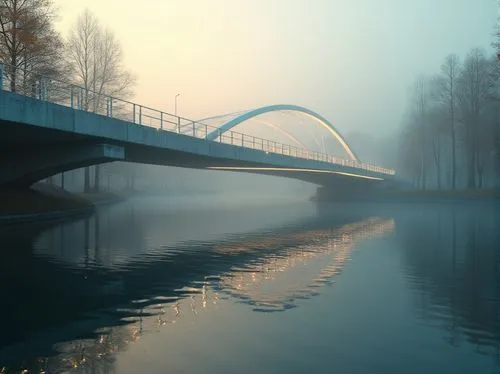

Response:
(398, 30), (500, 190)
(0, 0), (136, 192)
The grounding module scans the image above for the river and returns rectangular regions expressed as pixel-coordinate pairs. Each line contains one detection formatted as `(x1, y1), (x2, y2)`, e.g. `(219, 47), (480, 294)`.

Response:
(0, 196), (499, 373)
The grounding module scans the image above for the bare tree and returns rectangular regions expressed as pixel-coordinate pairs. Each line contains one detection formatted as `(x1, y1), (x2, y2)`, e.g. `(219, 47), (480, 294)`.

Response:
(434, 54), (460, 189)
(397, 18), (500, 191)
(0, 0), (63, 92)
(456, 48), (491, 188)
(66, 9), (136, 192)
(427, 106), (448, 189)
(398, 119), (424, 187)
(491, 13), (500, 185)
(410, 76), (431, 189)
(400, 75), (456, 190)
(66, 9), (135, 112)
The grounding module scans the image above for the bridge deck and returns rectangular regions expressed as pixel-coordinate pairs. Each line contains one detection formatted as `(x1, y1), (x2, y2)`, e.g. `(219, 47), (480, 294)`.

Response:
(0, 87), (394, 186)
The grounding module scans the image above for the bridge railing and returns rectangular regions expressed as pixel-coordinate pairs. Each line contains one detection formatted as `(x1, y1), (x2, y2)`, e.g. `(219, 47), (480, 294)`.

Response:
(0, 63), (395, 176)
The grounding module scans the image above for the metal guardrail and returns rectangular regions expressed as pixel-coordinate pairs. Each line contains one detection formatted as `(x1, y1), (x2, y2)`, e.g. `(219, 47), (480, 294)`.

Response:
(0, 62), (395, 176)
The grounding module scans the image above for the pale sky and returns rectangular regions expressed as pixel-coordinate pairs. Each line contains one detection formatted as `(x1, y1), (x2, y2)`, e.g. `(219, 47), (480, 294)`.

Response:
(54, 0), (497, 138)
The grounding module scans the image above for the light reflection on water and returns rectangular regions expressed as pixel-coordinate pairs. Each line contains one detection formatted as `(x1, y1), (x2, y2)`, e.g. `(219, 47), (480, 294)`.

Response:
(41, 217), (394, 372)
(214, 218), (394, 312)
(0, 199), (499, 374)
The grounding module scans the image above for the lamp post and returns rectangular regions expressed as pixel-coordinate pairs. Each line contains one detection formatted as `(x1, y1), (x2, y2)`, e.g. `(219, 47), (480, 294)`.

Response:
(175, 93), (181, 116)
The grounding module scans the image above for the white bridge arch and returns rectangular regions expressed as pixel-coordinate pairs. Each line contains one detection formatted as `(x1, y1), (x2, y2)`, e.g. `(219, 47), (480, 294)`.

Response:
(204, 104), (359, 161)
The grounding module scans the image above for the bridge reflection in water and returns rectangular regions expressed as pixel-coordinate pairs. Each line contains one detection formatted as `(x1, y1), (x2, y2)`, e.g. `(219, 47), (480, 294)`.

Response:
(213, 218), (394, 312)
(5, 215), (393, 373)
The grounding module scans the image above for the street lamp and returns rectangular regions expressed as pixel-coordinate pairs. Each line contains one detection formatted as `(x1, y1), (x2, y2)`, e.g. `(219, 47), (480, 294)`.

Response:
(175, 93), (181, 116)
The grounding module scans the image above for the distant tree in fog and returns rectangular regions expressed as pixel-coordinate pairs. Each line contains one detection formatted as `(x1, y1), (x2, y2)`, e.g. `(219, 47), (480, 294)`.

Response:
(399, 46), (500, 190)
(0, 0), (64, 92)
(66, 9), (136, 192)
(433, 54), (460, 189)
(398, 78), (447, 189)
(398, 117), (424, 186)
(456, 48), (492, 188)
(426, 103), (448, 189)
(490, 17), (500, 184)
(402, 76), (431, 189)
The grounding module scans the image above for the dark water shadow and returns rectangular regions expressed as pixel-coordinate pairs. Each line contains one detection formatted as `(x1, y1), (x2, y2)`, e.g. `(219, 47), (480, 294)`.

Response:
(393, 202), (500, 362)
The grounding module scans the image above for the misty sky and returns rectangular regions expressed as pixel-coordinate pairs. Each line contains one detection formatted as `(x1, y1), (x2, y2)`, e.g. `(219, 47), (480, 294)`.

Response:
(54, 0), (497, 139)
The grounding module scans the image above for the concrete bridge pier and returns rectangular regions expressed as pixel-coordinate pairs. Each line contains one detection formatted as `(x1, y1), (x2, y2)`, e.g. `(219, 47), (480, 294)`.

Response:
(315, 177), (387, 202)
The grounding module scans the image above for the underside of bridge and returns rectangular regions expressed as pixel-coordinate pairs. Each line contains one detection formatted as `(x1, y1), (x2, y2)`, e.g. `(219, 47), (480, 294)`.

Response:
(200, 166), (386, 199)
(0, 121), (387, 193)
(0, 118), (125, 188)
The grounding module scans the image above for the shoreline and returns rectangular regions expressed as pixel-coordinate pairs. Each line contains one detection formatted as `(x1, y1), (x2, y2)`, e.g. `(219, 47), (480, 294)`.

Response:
(312, 188), (500, 203)
(0, 184), (126, 226)
(2, 185), (498, 226)
(0, 206), (94, 226)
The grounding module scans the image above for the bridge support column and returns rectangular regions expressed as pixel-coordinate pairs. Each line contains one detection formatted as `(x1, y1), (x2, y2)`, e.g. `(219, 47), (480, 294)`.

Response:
(314, 179), (386, 202)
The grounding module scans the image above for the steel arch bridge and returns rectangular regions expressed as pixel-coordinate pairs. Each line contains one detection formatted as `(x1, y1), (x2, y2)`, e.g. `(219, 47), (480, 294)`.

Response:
(0, 60), (396, 188)
(202, 104), (359, 162)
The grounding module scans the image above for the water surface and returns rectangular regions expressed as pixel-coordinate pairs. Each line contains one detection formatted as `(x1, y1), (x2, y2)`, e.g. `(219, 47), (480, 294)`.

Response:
(0, 197), (499, 374)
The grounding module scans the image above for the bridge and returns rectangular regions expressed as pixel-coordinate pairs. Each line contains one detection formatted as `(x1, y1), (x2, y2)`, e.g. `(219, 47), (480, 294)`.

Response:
(0, 63), (395, 192)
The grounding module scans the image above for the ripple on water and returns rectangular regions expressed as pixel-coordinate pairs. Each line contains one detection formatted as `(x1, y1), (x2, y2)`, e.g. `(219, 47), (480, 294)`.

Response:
(0, 208), (396, 372)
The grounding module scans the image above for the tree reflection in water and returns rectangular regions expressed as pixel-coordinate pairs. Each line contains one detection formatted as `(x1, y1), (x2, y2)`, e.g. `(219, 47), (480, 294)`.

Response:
(396, 203), (500, 363)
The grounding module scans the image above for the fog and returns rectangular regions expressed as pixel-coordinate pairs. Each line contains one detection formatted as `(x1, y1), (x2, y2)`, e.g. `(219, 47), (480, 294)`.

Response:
(53, 0), (495, 133)
(51, 0), (497, 194)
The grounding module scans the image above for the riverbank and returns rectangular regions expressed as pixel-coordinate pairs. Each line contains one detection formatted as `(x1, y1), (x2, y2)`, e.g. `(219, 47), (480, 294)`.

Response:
(312, 187), (500, 203)
(382, 188), (500, 201)
(0, 183), (125, 225)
